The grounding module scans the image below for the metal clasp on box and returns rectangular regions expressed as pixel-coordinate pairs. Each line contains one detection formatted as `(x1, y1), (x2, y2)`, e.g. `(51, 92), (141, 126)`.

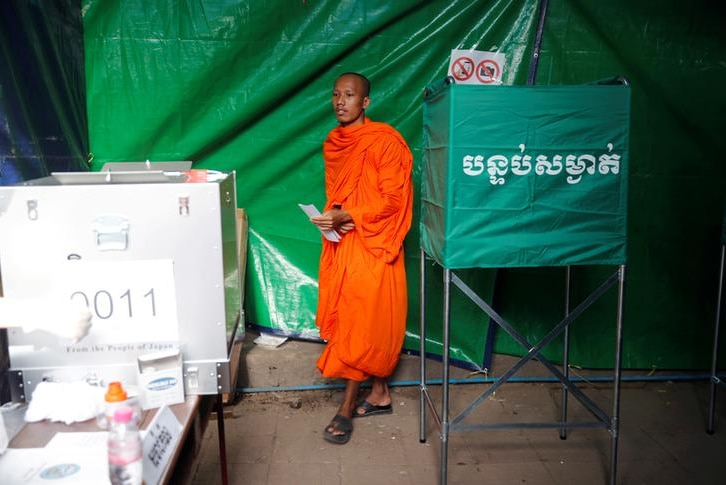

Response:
(92, 214), (130, 251)
(178, 195), (190, 216)
(185, 366), (199, 390)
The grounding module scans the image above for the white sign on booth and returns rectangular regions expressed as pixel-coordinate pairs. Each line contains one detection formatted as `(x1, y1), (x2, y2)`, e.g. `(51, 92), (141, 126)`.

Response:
(448, 49), (506, 85)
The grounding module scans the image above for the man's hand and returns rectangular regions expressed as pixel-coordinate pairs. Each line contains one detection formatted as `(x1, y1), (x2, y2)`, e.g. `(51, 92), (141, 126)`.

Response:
(45, 299), (93, 342)
(1, 297), (93, 342)
(337, 222), (355, 234)
(311, 208), (353, 232)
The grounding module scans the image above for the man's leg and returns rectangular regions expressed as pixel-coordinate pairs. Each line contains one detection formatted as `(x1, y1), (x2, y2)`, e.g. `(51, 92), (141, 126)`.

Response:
(359, 377), (392, 407)
(326, 379), (360, 439)
(338, 379), (361, 418)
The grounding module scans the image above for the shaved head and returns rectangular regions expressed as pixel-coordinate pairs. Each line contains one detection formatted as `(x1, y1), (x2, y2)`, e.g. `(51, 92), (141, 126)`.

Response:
(332, 72), (371, 127)
(336, 72), (370, 97)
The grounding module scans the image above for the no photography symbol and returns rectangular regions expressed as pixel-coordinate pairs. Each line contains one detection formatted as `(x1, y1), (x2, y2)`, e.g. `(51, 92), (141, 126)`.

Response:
(476, 59), (500, 83)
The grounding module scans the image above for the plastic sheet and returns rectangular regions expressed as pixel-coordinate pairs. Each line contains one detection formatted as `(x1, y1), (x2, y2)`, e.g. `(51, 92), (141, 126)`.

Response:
(4, 0), (724, 369)
(506, 0), (726, 368)
(81, 0), (540, 369)
(0, 0), (89, 185)
(79, 0), (726, 369)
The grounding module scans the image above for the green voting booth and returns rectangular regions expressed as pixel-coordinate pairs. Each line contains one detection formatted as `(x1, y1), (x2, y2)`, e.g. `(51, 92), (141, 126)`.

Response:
(418, 78), (630, 485)
(420, 79), (629, 269)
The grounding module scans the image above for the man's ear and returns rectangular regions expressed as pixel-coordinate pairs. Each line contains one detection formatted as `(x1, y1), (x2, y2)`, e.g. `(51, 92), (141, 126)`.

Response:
(362, 96), (371, 110)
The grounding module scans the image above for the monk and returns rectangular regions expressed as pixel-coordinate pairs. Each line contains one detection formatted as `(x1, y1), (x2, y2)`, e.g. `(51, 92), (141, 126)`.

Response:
(310, 72), (413, 445)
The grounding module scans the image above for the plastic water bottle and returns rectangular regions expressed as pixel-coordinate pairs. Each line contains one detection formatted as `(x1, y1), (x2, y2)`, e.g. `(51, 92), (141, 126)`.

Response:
(107, 406), (143, 485)
(98, 381), (140, 430)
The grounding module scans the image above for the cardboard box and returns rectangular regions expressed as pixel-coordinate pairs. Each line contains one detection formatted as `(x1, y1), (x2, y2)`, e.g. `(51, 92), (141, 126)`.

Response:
(137, 349), (185, 410)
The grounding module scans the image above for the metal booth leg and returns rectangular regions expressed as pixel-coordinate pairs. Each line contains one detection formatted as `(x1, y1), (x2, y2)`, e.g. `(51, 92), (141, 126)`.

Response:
(440, 268), (452, 485)
(560, 265), (572, 440)
(420, 248), (427, 443)
(708, 244), (725, 434)
(216, 394), (229, 485)
(609, 265), (626, 485)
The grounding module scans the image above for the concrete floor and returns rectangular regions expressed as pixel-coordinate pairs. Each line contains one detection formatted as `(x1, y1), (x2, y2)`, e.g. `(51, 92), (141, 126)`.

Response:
(191, 330), (726, 485)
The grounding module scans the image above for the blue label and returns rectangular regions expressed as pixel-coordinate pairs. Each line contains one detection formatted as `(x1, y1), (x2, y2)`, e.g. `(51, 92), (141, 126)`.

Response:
(147, 376), (178, 391)
(40, 463), (80, 479)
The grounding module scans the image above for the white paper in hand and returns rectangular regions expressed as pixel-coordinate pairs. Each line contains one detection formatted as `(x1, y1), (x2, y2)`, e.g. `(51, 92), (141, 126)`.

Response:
(298, 204), (341, 242)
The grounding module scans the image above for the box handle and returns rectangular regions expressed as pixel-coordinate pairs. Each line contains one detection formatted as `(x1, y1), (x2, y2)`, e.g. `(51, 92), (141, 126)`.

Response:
(92, 214), (130, 251)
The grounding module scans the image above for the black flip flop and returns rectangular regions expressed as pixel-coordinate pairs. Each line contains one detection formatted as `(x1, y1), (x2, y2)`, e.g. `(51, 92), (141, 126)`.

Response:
(323, 414), (353, 444)
(353, 399), (393, 418)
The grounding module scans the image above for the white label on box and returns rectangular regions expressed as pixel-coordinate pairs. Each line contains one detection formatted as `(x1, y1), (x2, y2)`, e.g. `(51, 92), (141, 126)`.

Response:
(138, 350), (185, 410)
(53, 259), (179, 343)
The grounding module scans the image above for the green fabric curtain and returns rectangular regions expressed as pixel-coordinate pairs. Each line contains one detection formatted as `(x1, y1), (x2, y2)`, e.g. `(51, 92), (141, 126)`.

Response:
(0, 0), (88, 184)
(82, 0), (540, 368)
(75, 0), (726, 369)
(500, 0), (726, 369)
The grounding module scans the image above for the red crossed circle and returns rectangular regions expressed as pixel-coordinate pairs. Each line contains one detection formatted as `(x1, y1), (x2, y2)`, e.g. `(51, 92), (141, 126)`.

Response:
(476, 59), (500, 84)
(451, 56), (474, 81)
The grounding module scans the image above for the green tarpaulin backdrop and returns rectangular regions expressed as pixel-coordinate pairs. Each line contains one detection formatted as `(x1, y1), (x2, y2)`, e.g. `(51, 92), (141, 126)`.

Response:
(2, 0), (725, 370)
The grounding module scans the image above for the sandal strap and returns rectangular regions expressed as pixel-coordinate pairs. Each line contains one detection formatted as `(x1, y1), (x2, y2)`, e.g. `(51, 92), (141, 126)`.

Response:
(329, 414), (353, 432)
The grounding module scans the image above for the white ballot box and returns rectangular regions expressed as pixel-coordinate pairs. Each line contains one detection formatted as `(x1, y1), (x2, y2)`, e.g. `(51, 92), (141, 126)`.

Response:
(0, 170), (243, 399)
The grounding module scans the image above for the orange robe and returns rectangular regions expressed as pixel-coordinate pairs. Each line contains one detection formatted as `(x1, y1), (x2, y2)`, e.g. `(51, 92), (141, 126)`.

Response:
(316, 119), (413, 381)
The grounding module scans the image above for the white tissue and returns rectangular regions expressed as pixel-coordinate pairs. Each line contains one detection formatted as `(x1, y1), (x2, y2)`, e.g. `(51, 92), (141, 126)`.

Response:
(24, 382), (105, 425)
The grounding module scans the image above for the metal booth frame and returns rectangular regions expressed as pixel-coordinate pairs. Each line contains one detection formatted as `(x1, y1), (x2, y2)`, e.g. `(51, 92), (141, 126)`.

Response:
(418, 256), (626, 485)
(416, 77), (631, 485)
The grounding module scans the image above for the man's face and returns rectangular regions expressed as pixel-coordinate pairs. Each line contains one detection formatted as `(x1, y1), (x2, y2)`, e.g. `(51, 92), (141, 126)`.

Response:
(332, 75), (370, 127)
